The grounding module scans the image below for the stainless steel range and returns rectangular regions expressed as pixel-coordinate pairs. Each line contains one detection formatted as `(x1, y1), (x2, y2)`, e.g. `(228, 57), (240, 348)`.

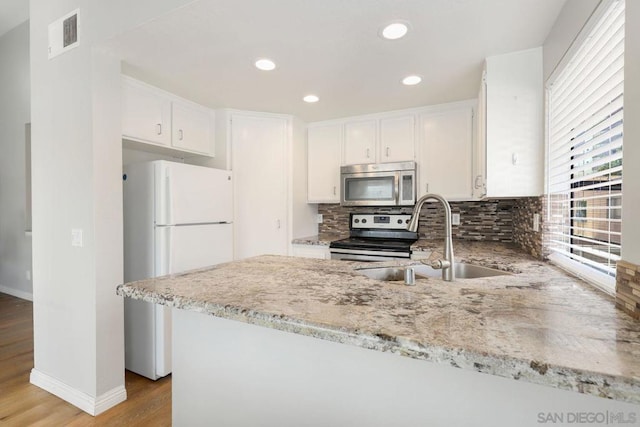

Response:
(329, 213), (418, 261)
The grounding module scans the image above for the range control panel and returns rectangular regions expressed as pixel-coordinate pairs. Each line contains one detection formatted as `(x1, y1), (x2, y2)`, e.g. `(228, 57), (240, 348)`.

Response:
(350, 214), (413, 230)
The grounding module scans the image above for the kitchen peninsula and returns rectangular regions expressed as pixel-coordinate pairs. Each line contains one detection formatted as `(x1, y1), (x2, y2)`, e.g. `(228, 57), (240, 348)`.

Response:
(117, 244), (640, 426)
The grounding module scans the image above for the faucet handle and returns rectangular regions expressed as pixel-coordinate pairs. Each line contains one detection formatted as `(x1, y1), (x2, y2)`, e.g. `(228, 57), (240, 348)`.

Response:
(430, 259), (451, 270)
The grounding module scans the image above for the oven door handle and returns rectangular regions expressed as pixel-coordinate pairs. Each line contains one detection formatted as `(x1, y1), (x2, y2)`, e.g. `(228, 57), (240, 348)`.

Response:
(329, 248), (411, 258)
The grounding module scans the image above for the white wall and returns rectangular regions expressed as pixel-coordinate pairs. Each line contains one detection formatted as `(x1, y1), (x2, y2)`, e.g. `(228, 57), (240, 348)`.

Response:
(29, 0), (195, 414)
(0, 21), (32, 301)
(621, 1), (640, 265)
(542, 0), (600, 81)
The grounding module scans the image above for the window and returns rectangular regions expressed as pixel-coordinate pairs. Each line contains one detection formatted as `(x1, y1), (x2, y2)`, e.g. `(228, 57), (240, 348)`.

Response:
(546, 0), (624, 293)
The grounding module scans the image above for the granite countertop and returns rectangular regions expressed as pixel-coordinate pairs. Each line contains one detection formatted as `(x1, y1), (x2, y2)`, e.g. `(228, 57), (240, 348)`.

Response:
(117, 242), (640, 405)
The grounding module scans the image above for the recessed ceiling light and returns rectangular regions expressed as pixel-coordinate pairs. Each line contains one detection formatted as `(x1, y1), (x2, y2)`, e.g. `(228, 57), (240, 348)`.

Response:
(402, 75), (422, 86)
(381, 22), (409, 40)
(255, 58), (276, 71)
(303, 95), (319, 103)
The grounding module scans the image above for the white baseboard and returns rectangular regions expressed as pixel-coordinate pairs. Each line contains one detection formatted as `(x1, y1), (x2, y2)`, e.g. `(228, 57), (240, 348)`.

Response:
(0, 284), (33, 301)
(30, 368), (127, 416)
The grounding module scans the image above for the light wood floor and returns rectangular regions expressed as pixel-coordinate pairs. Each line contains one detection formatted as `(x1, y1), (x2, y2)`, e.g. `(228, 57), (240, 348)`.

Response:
(0, 292), (172, 426)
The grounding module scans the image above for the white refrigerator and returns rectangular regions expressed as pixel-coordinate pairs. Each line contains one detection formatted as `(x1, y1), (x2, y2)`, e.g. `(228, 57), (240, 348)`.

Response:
(123, 160), (233, 380)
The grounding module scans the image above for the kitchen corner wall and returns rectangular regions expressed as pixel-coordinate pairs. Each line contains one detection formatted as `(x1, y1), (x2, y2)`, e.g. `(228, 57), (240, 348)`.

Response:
(319, 198), (546, 259)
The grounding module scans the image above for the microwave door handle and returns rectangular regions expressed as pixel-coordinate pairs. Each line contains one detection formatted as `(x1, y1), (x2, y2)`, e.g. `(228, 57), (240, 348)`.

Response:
(395, 174), (401, 205)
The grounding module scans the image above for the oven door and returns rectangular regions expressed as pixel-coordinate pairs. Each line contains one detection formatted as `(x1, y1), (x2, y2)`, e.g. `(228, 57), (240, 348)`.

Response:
(330, 247), (411, 262)
(341, 171), (399, 206)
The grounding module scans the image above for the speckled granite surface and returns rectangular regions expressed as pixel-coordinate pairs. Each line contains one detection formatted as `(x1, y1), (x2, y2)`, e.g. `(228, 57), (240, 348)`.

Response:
(117, 242), (640, 405)
(291, 235), (334, 246)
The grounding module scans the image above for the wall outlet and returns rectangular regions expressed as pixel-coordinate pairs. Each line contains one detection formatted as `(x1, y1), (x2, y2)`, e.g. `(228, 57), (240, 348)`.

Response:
(316, 214), (323, 224)
(451, 213), (460, 226)
(26, 270), (31, 281)
(533, 213), (540, 232)
(71, 228), (83, 247)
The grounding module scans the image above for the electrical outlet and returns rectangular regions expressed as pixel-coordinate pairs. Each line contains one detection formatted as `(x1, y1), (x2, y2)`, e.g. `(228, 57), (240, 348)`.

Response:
(451, 213), (460, 226)
(26, 270), (31, 281)
(533, 213), (540, 232)
(316, 214), (323, 224)
(71, 228), (83, 247)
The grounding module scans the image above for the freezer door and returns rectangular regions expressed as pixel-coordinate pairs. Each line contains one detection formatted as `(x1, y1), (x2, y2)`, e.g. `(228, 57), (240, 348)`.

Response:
(154, 223), (234, 377)
(155, 161), (233, 225)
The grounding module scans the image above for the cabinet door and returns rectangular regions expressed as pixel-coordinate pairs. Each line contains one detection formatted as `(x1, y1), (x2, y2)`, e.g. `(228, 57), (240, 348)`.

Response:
(484, 48), (543, 197)
(291, 244), (329, 259)
(380, 115), (415, 163)
(232, 114), (288, 260)
(308, 124), (342, 203)
(122, 78), (171, 146)
(172, 102), (213, 156)
(343, 120), (376, 165)
(419, 107), (473, 200)
(473, 73), (487, 199)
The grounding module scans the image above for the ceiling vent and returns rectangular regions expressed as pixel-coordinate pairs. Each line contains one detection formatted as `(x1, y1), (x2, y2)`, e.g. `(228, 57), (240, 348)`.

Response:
(48, 9), (79, 59)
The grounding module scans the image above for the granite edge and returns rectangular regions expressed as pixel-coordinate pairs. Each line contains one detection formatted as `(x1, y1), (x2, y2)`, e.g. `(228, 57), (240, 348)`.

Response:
(116, 285), (640, 405)
(291, 236), (331, 246)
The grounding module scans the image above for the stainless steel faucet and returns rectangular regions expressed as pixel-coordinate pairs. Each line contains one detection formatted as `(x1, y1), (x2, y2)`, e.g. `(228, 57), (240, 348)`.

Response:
(407, 193), (455, 282)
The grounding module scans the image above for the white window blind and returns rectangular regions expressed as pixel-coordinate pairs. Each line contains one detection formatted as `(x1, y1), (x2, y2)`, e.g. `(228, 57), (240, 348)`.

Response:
(546, 0), (624, 292)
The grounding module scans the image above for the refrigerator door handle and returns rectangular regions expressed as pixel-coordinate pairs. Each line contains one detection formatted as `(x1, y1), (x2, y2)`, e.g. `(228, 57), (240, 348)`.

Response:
(166, 226), (173, 274)
(165, 167), (173, 225)
(155, 226), (173, 276)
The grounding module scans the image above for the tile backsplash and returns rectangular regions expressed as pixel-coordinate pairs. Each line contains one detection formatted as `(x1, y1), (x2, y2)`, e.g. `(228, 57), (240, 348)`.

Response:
(318, 196), (546, 260)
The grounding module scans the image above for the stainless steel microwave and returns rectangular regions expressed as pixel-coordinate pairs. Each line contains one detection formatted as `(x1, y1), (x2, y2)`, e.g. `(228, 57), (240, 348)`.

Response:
(340, 161), (416, 206)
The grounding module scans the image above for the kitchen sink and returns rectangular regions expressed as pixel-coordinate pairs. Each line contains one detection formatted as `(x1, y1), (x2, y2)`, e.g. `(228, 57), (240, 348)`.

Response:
(356, 263), (512, 281)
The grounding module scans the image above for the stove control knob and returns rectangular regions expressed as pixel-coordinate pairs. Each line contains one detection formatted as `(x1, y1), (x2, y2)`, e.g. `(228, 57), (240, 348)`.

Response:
(405, 219), (410, 224)
(362, 219), (367, 224)
(354, 219), (360, 223)
(397, 219), (403, 224)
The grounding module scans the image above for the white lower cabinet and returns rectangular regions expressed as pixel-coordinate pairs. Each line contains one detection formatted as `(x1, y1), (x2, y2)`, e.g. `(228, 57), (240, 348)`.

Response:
(231, 113), (289, 259)
(307, 124), (342, 203)
(418, 105), (474, 200)
(291, 244), (330, 259)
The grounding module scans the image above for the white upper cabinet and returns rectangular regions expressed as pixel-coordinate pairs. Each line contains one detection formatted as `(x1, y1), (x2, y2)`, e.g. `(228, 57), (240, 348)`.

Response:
(172, 102), (213, 155)
(122, 78), (171, 146)
(418, 105), (474, 200)
(122, 76), (214, 157)
(343, 120), (377, 165)
(307, 124), (342, 203)
(380, 115), (415, 163)
(478, 47), (543, 197)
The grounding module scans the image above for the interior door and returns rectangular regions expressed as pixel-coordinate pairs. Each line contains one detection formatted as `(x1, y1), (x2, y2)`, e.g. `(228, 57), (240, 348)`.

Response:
(231, 114), (288, 260)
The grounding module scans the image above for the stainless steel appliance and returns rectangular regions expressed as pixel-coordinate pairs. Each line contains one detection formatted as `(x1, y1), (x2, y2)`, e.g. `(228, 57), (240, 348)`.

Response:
(340, 161), (416, 207)
(329, 213), (418, 261)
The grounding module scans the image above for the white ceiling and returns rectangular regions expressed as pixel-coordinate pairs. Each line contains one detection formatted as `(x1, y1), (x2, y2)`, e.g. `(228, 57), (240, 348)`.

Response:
(0, 0), (29, 37)
(108, 0), (566, 122)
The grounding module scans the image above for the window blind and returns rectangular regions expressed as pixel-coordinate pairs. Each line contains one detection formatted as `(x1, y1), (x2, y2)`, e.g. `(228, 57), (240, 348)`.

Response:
(546, 0), (624, 291)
